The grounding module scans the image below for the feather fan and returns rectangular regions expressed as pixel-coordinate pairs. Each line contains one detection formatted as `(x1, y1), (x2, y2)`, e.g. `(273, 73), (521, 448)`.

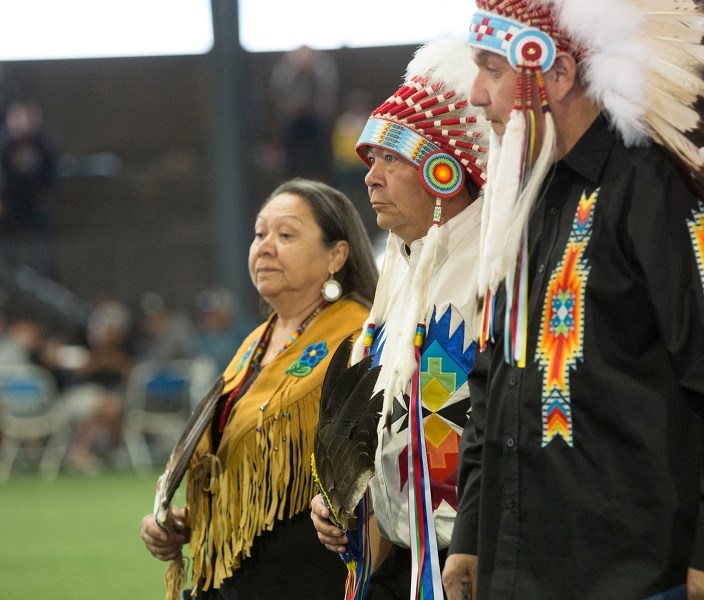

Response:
(312, 335), (383, 530)
(153, 373), (224, 531)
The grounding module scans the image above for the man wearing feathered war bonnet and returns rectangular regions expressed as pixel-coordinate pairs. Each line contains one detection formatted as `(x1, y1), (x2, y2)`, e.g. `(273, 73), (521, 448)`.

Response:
(311, 35), (489, 599)
(443, 1), (704, 599)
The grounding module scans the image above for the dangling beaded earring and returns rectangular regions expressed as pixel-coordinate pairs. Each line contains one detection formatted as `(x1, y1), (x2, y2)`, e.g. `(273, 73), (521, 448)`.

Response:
(321, 271), (342, 302)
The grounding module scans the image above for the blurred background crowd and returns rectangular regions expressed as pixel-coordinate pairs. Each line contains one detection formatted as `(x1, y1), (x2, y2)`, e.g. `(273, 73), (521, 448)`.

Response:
(0, 0), (462, 482)
(0, 286), (255, 474)
(0, 35), (415, 479)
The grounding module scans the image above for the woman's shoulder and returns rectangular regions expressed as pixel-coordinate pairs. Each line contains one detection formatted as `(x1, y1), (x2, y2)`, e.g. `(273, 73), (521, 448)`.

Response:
(323, 298), (370, 328)
(297, 299), (367, 350)
(221, 318), (269, 379)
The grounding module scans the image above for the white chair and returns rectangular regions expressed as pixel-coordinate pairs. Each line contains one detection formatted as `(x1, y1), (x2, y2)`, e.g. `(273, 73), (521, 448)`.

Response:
(0, 365), (70, 482)
(122, 358), (218, 475)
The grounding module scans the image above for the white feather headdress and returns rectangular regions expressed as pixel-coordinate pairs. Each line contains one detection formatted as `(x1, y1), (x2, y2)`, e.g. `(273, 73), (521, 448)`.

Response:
(554, 0), (704, 186)
(469, 0), (704, 362)
(472, 0), (704, 201)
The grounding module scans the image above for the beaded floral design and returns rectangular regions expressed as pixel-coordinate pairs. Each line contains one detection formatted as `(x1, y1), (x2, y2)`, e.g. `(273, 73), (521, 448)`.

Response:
(285, 341), (328, 377)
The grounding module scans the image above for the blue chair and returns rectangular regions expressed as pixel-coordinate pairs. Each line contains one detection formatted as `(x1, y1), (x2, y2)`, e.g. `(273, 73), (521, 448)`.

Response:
(0, 365), (70, 481)
(122, 358), (216, 474)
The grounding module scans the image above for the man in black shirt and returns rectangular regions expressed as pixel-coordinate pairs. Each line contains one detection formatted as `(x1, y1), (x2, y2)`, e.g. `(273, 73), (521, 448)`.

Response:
(443, 1), (704, 599)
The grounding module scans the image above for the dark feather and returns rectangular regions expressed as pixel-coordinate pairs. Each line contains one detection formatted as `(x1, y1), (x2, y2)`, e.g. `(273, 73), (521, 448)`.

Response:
(313, 335), (384, 529)
(319, 335), (372, 414)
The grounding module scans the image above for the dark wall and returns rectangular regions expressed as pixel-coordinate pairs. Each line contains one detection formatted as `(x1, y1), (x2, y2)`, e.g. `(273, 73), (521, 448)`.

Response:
(0, 44), (416, 322)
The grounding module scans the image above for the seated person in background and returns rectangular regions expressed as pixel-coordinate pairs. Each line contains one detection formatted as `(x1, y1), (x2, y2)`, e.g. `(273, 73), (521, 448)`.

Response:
(61, 298), (134, 472)
(193, 286), (255, 374)
(0, 313), (46, 366)
(134, 291), (196, 363)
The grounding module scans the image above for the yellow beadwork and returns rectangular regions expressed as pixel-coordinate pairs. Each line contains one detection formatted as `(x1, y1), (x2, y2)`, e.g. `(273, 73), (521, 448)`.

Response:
(414, 324), (426, 349)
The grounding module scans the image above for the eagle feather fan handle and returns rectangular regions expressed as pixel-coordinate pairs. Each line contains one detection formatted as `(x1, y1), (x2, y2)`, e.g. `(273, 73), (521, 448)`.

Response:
(150, 373), (225, 600)
(153, 373), (225, 531)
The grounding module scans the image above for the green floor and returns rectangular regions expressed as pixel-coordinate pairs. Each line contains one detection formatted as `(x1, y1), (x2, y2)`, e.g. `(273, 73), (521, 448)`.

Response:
(0, 471), (190, 599)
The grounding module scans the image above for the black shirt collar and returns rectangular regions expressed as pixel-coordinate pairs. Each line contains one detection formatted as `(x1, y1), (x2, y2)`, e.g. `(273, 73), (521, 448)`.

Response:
(558, 113), (617, 187)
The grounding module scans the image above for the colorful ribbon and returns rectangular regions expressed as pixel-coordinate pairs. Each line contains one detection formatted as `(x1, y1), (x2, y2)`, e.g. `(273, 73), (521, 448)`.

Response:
(408, 343), (443, 599)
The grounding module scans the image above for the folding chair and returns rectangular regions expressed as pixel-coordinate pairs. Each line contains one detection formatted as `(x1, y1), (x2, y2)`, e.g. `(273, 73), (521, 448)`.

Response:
(0, 364), (70, 482)
(122, 359), (216, 475)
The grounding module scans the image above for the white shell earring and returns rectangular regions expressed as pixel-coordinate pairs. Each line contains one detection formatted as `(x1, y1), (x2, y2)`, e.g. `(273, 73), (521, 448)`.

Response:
(321, 272), (342, 302)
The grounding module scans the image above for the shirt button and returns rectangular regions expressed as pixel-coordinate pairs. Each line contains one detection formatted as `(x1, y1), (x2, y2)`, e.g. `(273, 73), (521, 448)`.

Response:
(505, 437), (515, 448)
(549, 206), (558, 216)
(509, 376), (517, 387)
(537, 263), (545, 274)
(505, 498), (514, 509)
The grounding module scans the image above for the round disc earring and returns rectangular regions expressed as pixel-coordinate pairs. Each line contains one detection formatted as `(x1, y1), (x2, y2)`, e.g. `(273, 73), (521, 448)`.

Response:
(321, 272), (342, 302)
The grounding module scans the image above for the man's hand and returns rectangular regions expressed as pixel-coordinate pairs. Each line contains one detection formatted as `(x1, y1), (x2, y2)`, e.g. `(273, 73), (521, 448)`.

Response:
(442, 552), (478, 600)
(688, 567), (704, 599)
(310, 493), (348, 554)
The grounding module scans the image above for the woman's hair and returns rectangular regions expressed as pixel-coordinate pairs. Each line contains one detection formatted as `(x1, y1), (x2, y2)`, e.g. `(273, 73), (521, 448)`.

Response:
(262, 178), (378, 308)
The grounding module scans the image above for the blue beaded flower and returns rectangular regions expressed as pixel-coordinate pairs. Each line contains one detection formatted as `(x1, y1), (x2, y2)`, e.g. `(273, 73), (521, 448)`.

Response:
(285, 341), (328, 377)
(299, 342), (328, 367)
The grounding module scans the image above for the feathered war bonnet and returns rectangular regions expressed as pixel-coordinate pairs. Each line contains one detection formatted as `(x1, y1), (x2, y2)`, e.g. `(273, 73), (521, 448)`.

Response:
(469, 0), (704, 366)
(351, 35), (489, 421)
(355, 35), (488, 196)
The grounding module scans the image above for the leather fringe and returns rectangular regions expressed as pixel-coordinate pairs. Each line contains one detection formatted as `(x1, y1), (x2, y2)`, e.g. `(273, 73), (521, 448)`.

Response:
(165, 555), (187, 600)
(187, 388), (320, 593)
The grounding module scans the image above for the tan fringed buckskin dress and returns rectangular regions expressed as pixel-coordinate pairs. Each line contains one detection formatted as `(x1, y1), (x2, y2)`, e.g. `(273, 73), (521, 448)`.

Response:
(185, 299), (367, 599)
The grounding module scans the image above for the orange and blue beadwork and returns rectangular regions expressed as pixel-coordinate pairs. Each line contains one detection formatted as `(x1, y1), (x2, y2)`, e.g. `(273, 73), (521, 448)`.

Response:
(420, 152), (464, 199)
